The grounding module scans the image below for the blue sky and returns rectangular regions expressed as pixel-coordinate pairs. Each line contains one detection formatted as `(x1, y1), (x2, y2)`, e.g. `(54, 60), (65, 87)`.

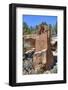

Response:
(23, 15), (57, 27)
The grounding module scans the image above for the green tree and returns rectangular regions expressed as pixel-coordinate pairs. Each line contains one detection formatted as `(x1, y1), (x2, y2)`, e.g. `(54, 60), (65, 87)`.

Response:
(51, 22), (57, 36)
(23, 22), (31, 35)
(54, 22), (57, 35)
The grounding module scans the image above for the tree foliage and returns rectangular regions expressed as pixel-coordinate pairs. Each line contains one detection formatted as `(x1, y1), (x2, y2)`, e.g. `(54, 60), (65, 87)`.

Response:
(23, 22), (31, 34)
(23, 22), (57, 36)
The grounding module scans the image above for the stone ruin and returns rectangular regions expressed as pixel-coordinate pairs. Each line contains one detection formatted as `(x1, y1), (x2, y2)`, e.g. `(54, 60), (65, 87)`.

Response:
(23, 24), (54, 74)
(32, 25), (54, 73)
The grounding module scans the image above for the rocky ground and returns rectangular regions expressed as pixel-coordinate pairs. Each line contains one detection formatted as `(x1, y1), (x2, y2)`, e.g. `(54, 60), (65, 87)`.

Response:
(23, 56), (57, 75)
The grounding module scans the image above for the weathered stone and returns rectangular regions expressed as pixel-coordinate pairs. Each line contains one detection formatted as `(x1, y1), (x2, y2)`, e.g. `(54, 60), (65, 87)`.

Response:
(23, 24), (57, 74)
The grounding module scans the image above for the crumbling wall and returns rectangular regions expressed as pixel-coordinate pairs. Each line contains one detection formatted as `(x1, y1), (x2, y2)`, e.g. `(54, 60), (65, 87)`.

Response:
(35, 33), (48, 52)
(33, 30), (54, 73)
(33, 32), (48, 73)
